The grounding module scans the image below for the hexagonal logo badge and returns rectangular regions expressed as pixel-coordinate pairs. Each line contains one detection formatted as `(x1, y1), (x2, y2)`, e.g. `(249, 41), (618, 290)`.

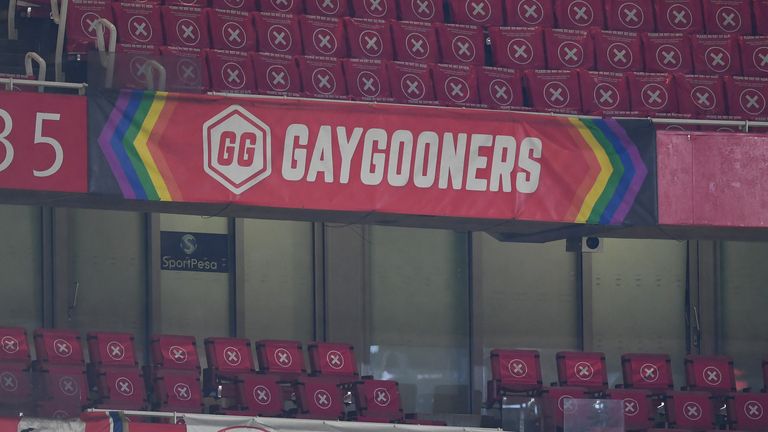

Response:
(203, 105), (272, 194)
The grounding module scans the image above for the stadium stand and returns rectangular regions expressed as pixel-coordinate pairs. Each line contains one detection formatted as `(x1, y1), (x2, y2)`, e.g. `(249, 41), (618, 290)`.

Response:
(86, 332), (148, 410)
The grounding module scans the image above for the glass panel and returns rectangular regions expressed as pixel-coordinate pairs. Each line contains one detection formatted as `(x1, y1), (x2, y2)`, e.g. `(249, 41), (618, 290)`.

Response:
(0, 205), (42, 330)
(720, 241), (768, 390)
(368, 226), (470, 414)
(242, 219), (314, 341)
(592, 238), (687, 388)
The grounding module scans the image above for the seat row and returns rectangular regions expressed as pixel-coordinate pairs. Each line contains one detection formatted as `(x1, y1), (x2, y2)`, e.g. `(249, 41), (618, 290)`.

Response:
(487, 350), (768, 431)
(53, 0), (768, 34)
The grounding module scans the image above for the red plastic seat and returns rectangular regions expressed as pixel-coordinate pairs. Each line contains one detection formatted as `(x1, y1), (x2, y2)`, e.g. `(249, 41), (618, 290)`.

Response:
(627, 72), (677, 115)
(254, 12), (303, 56)
(87, 332), (138, 368)
(604, 0), (654, 31)
(724, 75), (768, 120)
(642, 32), (693, 74)
(665, 391), (715, 430)
(207, 49), (257, 94)
(293, 376), (345, 420)
(343, 59), (393, 102)
(488, 26), (545, 69)
(435, 23), (484, 66)
(209, 9), (257, 52)
(726, 392), (768, 431)
(702, 0), (753, 34)
(396, 0), (445, 22)
(299, 15), (347, 58)
(655, 0), (704, 32)
(592, 29), (643, 72)
(163, 6), (210, 49)
(605, 389), (654, 431)
(65, 0), (114, 53)
(259, 0), (303, 14)
(297, 55), (349, 99)
(0, 363), (32, 403)
(151, 369), (204, 412)
(308, 342), (358, 378)
(112, 3), (163, 46)
(151, 335), (200, 371)
(555, 351), (609, 391)
(432, 63), (479, 107)
(738, 36), (768, 78)
(525, 69), (582, 114)
(489, 349), (543, 393)
(204, 337), (255, 376)
(690, 34), (741, 75)
(38, 366), (88, 406)
(351, 379), (404, 422)
(351, 0), (396, 18)
(477, 66), (525, 110)
(211, 0), (257, 11)
(232, 374), (285, 416)
(160, 46), (210, 92)
(34, 329), (84, 366)
(305, 0), (350, 16)
(391, 20), (439, 63)
(165, 0), (209, 8)
(541, 386), (591, 430)
(92, 367), (148, 410)
(504, 0), (553, 26)
(0, 328), (30, 363)
(675, 74), (726, 117)
(757, 0), (768, 34)
(684, 355), (736, 394)
(544, 28), (594, 70)
(251, 52), (302, 96)
(621, 353), (674, 392)
(387, 61), (437, 105)
(254, 340), (306, 377)
(345, 18), (393, 60)
(448, 0), (503, 26)
(554, 0), (606, 29)
(111, 44), (161, 90)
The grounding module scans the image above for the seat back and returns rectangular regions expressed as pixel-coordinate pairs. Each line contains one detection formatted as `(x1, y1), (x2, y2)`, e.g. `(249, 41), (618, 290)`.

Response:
(152, 369), (204, 412)
(344, 58), (393, 102)
(524, 69), (583, 114)
(112, 44), (162, 90)
(34, 329), (84, 366)
(150, 334), (201, 370)
(353, 379), (404, 421)
(396, 0), (445, 22)
(756, 0), (768, 34)
(604, 0), (654, 31)
(674, 74), (726, 117)
(554, 0), (606, 29)
(690, 34), (741, 76)
(642, 32), (693, 74)
(254, 340), (306, 376)
(0, 327), (31, 363)
(655, 0), (704, 32)
(93, 367), (147, 410)
(251, 52), (302, 96)
(684, 355), (736, 394)
(204, 337), (255, 374)
(163, 6), (210, 49)
(489, 349), (542, 392)
(308, 342), (358, 377)
(39, 365), (89, 405)
(432, 63), (479, 107)
(488, 26), (546, 70)
(504, 0), (553, 26)
(345, 18), (394, 60)
(390, 21), (439, 64)
(665, 390), (715, 430)
(207, 49), (257, 94)
(738, 36), (768, 78)
(592, 29), (643, 73)
(350, 0), (396, 19)
(211, 0), (257, 11)
(541, 386), (590, 429)
(477, 66), (525, 110)
(621, 353), (674, 391)
(448, 0), (503, 26)
(87, 332), (138, 367)
(544, 28), (594, 70)
(627, 72), (677, 115)
(435, 23), (485, 66)
(208, 9), (257, 52)
(702, 0), (753, 35)
(297, 55), (349, 99)
(294, 376), (345, 420)
(387, 61), (437, 105)
(726, 392), (768, 431)
(259, 0), (303, 14)
(253, 12), (303, 55)
(299, 15), (348, 58)
(605, 388), (654, 431)
(112, 3), (164, 46)
(65, 0), (114, 53)
(235, 374), (285, 416)
(160, 46), (210, 92)
(556, 351), (609, 390)
(305, 0), (350, 17)
(0, 363), (32, 402)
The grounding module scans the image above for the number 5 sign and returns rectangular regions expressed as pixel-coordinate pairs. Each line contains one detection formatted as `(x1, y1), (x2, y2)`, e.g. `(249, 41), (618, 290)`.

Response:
(0, 92), (87, 192)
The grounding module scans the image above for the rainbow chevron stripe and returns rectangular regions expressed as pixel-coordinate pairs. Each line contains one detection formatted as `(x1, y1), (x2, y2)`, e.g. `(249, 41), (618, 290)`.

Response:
(97, 90), (183, 201)
(565, 117), (649, 225)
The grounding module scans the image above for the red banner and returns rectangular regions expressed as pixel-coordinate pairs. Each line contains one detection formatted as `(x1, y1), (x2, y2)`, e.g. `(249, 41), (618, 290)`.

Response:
(0, 92), (87, 193)
(89, 91), (656, 225)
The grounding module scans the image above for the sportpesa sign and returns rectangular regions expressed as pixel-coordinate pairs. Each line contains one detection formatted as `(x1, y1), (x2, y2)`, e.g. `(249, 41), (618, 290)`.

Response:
(90, 91), (656, 226)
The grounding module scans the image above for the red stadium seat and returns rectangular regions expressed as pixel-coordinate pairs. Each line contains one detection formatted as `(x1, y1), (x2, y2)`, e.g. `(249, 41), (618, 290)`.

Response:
(299, 15), (347, 58)
(592, 29), (643, 72)
(690, 34), (741, 75)
(579, 71), (633, 115)
(207, 49), (257, 94)
(757, 0), (768, 34)
(38, 366), (89, 406)
(489, 349), (543, 393)
(605, 389), (655, 431)
(251, 52), (302, 96)
(488, 26), (545, 69)
(725, 75), (768, 120)
(604, 0), (654, 31)
(554, 0), (606, 29)
(86, 332), (137, 368)
(259, 0), (303, 14)
(702, 0), (753, 34)
(254, 12), (303, 56)
(36, 400), (82, 419)
(555, 351), (609, 390)
(477, 66), (525, 109)
(628, 72), (677, 115)
(739, 36), (768, 77)
(387, 61), (437, 104)
(544, 28), (595, 70)
(684, 355), (736, 394)
(162, 6), (210, 49)
(232, 374), (285, 416)
(211, 0), (257, 11)
(254, 340), (306, 377)
(151, 335), (200, 370)
(726, 392), (768, 431)
(351, 379), (404, 422)
(351, 0), (397, 18)
(165, 0), (209, 8)
(160, 46), (210, 92)
(675, 74), (726, 117)
(209, 9), (257, 52)
(343, 59), (393, 101)
(655, 0), (704, 32)
(345, 18), (393, 60)
(305, 0), (350, 17)
(621, 353), (674, 392)
(504, 0), (554, 26)
(541, 386), (590, 430)
(525, 69), (582, 114)
(151, 369), (204, 412)
(297, 55), (349, 99)
(448, 0), (504, 26)
(391, 20), (439, 63)
(294, 377), (345, 420)
(642, 32), (693, 74)
(112, 3), (163, 46)
(435, 23), (484, 66)
(0, 328), (30, 363)
(308, 342), (358, 378)
(665, 391), (715, 430)
(397, 0), (445, 22)
(432, 63), (480, 107)
(204, 337), (255, 376)
(65, 0), (114, 53)
(111, 44), (161, 90)
(91, 367), (148, 410)
(34, 329), (84, 366)
(0, 363), (32, 403)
